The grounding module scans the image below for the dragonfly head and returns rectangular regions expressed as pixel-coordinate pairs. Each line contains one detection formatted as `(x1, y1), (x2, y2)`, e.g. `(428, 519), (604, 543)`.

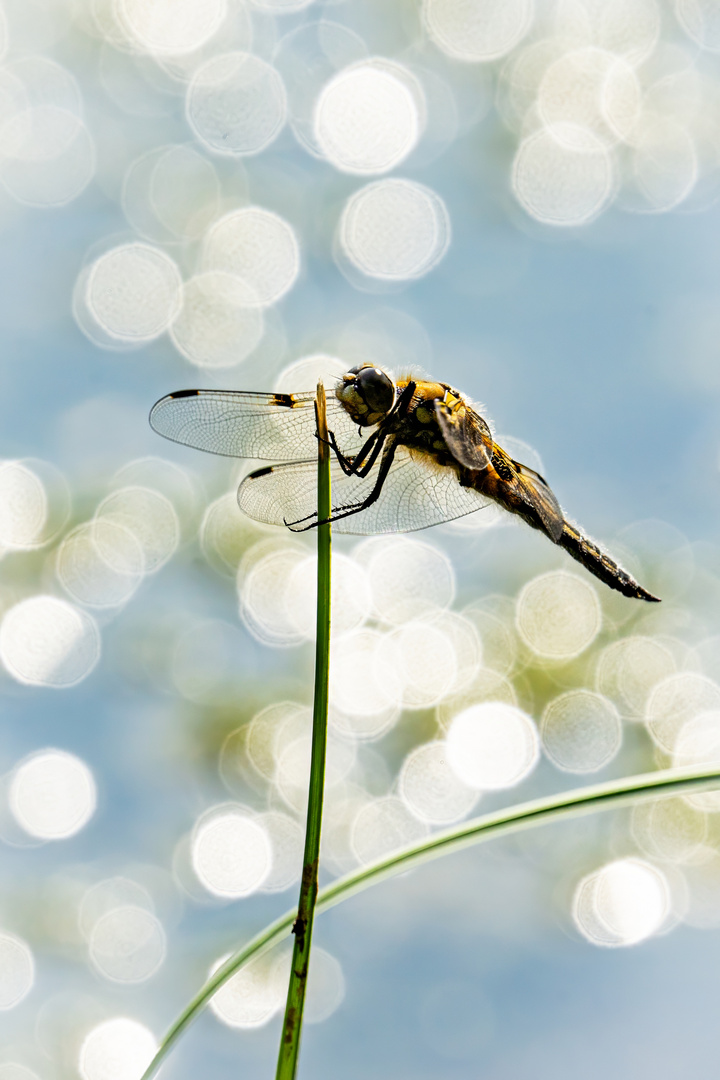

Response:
(336, 365), (396, 427)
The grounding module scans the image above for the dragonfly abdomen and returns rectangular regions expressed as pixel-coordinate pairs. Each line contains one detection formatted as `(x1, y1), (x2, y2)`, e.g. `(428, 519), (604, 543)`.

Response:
(557, 523), (659, 602)
(460, 463), (659, 602)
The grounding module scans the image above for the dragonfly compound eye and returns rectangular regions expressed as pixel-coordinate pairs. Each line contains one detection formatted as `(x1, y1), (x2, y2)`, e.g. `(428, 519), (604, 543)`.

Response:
(353, 366), (395, 417)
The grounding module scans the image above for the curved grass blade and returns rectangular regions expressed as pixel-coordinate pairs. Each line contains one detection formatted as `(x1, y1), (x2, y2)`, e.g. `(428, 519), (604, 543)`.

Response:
(140, 763), (720, 1080)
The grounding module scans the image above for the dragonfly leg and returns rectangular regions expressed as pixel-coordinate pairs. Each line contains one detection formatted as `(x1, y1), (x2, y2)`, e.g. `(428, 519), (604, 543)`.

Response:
(284, 440), (398, 531)
(325, 427), (378, 476)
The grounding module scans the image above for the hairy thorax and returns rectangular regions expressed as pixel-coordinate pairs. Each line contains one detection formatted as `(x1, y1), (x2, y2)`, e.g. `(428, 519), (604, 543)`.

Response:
(392, 381), (458, 470)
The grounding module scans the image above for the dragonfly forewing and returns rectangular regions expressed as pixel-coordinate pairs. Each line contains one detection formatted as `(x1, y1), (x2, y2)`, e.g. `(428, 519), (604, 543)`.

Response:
(149, 389), (365, 462)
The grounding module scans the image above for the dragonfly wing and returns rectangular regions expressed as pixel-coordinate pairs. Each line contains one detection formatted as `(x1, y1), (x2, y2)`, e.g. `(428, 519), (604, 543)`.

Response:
(434, 399), (493, 470)
(238, 445), (493, 535)
(149, 389), (364, 462)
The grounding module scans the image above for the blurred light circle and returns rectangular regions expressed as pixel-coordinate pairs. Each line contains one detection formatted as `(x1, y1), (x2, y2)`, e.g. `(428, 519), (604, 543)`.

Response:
(602, 60), (644, 142)
(170, 272), (264, 369)
(645, 673), (720, 752)
(0, 932), (33, 1009)
(274, 732), (356, 813)
(321, 784), (372, 872)
(497, 39), (568, 130)
(675, 0), (720, 51)
(284, 553), (371, 640)
(9, 749), (96, 839)
(56, 520), (145, 609)
(429, 611), (483, 692)
(96, 486), (179, 574)
(329, 629), (399, 726)
(0, 1066), (39, 1080)
(462, 601), (518, 678)
(274, 353), (348, 393)
(314, 59), (423, 175)
(79, 1018), (157, 1080)
(0, 461), (47, 549)
(541, 690), (622, 773)
(573, 0), (661, 64)
(273, 20), (370, 158)
(246, 701), (308, 779)
(437, 659), (518, 717)
(112, 457), (197, 520)
(672, 710), (720, 810)
(538, 48), (642, 145)
(191, 810), (271, 897)
(84, 244), (182, 343)
(239, 545), (308, 646)
(116, 0), (227, 56)
(150, 145), (221, 236)
(0, 69), (28, 151)
(1, 106), (95, 208)
(516, 571), (601, 659)
(0, 596), (100, 688)
(3, 458), (69, 550)
(89, 905), (166, 983)
(303, 947), (346, 1023)
(351, 795), (428, 864)
(595, 634), (676, 718)
(338, 178), (450, 280)
(399, 740), (478, 824)
(209, 951), (284, 1028)
(423, 0), (533, 61)
(446, 702), (539, 790)
(631, 117), (697, 212)
(512, 124), (614, 226)
(73, 267), (143, 353)
(79, 877), (155, 940)
(256, 811), (303, 891)
(201, 492), (267, 575)
(375, 619), (459, 709)
(203, 207), (300, 306)
(83, 0), (129, 49)
(357, 536), (455, 624)
(632, 798), (707, 864)
(573, 858), (670, 947)
(122, 145), (221, 243)
(249, 0), (316, 10)
(186, 52), (287, 157)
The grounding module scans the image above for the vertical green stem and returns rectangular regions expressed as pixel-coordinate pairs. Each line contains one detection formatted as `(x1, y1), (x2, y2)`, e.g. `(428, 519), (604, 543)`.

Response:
(275, 382), (332, 1080)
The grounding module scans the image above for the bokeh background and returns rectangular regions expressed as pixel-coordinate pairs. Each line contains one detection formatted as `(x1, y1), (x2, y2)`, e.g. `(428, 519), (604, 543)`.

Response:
(2, 0), (720, 1077)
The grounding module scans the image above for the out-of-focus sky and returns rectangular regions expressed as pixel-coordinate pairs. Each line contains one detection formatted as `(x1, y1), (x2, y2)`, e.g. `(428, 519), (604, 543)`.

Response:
(2, 1), (720, 1078)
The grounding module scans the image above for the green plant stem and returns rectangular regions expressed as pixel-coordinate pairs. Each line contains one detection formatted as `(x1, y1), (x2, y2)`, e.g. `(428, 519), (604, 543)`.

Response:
(274, 382), (332, 1080)
(139, 763), (720, 1080)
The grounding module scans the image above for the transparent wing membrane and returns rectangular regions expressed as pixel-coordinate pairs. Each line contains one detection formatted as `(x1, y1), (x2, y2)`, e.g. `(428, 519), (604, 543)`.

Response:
(149, 389), (364, 462)
(238, 446), (493, 535)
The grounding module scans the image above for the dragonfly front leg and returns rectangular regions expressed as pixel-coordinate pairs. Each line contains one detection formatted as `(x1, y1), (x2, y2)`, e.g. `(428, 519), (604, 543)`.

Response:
(285, 440), (398, 531)
(323, 427), (375, 476)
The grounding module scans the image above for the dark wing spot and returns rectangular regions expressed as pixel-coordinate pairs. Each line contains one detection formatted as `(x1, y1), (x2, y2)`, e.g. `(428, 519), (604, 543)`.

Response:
(271, 393), (295, 407)
(250, 465), (274, 478)
(492, 451), (516, 482)
(169, 389), (201, 399)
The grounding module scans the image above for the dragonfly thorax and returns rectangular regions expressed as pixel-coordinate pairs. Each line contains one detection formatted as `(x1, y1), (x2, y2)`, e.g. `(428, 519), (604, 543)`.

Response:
(336, 365), (396, 427)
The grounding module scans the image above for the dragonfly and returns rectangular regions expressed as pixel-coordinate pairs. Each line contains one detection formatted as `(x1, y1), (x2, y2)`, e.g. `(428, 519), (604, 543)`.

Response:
(150, 364), (659, 602)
